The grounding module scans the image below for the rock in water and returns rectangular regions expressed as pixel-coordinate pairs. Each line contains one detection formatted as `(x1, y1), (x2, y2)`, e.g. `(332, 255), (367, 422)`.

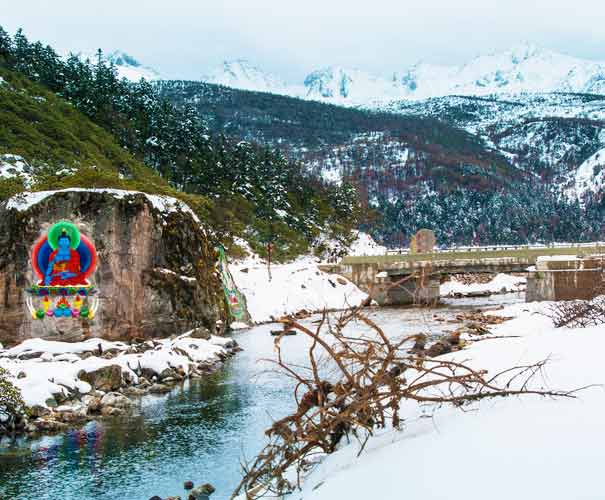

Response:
(0, 189), (229, 344)
(188, 483), (216, 499)
(78, 365), (123, 392)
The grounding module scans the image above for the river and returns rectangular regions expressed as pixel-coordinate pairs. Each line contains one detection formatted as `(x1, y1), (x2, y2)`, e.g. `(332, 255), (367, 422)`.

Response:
(0, 295), (522, 500)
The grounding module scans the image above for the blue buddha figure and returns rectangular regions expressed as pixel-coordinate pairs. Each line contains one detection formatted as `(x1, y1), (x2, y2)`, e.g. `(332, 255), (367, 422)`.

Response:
(43, 231), (83, 286)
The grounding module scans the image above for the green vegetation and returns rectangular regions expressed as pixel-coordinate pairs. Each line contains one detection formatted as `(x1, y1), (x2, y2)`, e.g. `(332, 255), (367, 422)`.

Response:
(0, 367), (25, 417)
(0, 27), (360, 261)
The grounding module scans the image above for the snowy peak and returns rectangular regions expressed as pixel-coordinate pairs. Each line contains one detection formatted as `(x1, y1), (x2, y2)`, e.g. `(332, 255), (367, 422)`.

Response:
(402, 43), (605, 98)
(198, 44), (605, 106)
(106, 50), (161, 81)
(201, 59), (294, 94)
(303, 66), (401, 104)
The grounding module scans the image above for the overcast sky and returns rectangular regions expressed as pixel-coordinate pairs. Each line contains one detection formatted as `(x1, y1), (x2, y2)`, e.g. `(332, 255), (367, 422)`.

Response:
(3, 0), (605, 81)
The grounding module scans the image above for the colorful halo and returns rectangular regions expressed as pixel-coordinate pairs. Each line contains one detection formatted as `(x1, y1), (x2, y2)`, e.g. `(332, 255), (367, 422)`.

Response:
(48, 221), (81, 250)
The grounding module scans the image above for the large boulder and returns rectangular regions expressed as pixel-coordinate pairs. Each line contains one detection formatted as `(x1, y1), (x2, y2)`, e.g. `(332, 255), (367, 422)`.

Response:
(0, 189), (229, 344)
(79, 365), (123, 392)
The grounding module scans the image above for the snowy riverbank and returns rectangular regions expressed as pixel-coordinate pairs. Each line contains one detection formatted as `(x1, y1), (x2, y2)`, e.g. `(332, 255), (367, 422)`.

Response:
(0, 331), (239, 436)
(296, 300), (605, 500)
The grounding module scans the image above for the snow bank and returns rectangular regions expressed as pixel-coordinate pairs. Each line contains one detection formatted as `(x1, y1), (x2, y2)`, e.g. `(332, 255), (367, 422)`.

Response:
(348, 231), (387, 256)
(0, 334), (233, 408)
(441, 273), (526, 297)
(297, 301), (605, 500)
(232, 257), (367, 323)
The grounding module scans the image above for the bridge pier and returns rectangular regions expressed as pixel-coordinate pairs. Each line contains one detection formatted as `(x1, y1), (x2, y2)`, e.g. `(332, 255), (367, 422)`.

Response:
(526, 256), (604, 302)
(320, 262), (440, 306)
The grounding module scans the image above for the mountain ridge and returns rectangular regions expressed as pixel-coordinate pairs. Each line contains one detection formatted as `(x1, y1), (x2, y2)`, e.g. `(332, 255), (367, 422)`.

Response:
(198, 43), (605, 106)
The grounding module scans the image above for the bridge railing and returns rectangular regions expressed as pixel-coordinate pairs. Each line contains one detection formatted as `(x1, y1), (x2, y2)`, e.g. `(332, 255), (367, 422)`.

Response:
(344, 242), (605, 265)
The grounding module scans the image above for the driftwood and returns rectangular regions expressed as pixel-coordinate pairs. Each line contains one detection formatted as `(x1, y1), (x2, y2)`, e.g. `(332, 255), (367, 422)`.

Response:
(231, 308), (583, 499)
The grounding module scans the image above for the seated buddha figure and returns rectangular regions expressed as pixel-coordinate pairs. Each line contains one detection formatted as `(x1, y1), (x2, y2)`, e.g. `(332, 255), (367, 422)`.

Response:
(44, 231), (85, 286)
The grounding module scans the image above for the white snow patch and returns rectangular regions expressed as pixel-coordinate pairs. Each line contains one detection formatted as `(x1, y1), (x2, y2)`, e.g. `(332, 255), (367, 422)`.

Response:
(0, 154), (33, 187)
(4, 188), (200, 223)
(232, 257), (367, 323)
(440, 273), (526, 297)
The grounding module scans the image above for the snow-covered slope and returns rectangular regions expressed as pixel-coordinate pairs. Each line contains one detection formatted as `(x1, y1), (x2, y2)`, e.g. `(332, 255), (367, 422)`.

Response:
(201, 44), (605, 106)
(303, 66), (401, 105)
(571, 147), (605, 199)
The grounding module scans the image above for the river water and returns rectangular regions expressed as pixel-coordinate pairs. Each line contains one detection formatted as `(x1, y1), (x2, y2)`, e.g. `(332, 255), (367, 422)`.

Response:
(0, 295), (522, 500)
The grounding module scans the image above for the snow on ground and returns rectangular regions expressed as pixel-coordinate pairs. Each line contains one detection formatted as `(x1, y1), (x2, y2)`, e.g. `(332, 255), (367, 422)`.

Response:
(440, 273), (526, 297)
(348, 231), (387, 256)
(0, 334), (233, 408)
(0, 154), (33, 187)
(3, 189), (200, 222)
(297, 301), (605, 500)
(231, 256), (367, 323)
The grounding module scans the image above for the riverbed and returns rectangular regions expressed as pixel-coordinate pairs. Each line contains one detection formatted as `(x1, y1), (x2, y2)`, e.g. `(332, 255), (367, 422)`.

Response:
(0, 294), (523, 500)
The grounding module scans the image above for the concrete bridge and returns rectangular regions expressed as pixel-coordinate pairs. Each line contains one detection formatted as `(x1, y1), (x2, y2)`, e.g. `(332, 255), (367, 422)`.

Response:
(321, 243), (605, 305)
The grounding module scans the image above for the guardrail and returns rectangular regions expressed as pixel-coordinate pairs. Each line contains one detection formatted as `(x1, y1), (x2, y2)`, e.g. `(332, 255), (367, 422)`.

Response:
(343, 244), (605, 266)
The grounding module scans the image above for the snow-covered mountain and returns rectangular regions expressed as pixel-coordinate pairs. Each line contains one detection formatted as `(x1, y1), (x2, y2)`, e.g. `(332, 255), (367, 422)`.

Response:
(70, 50), (161, 81)
(399, 44), (605, 99)
(200, 44), (605, 106)
(201, 60), (300, 95)
(106, 50), (161, 81)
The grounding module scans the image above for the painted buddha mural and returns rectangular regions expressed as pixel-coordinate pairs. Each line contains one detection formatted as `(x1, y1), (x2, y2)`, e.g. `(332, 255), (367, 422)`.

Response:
(27, 221), (99, 320)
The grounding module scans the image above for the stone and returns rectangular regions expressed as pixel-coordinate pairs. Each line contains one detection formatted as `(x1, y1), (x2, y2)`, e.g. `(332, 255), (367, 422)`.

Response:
(149, 383), (171, 394)
(426, 340), (452, 357)
(122, 386), (146, 397)
(29, 405), (51, 418)
(159, 368), (178, 380)
(0, 190), (229, 345)
(79, 365), (123, 392)
(100, 392), (133, 409)
(82, 395), (103, 413)
(35, 418), (68, 432)
(189, 327), (211, 340)
(410, 229), (436, 254)
(188, 483), (216, 499)
(100, 406), (125, 417)
(44, 397), (58, 408)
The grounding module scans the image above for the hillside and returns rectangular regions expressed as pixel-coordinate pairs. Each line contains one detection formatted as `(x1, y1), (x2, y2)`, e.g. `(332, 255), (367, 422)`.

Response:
(157, 79), (603, 245)
(0, 67), (173, 200)
(0, 27), (359, 261)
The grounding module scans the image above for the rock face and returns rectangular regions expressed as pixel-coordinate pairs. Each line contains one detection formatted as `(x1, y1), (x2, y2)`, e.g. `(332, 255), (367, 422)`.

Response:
(0, 190), (228, 344)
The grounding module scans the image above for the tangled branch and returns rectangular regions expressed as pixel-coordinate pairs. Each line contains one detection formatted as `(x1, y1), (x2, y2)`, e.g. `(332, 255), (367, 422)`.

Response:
(548, 284), (605, 328)
(232, 309), (580, 499)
